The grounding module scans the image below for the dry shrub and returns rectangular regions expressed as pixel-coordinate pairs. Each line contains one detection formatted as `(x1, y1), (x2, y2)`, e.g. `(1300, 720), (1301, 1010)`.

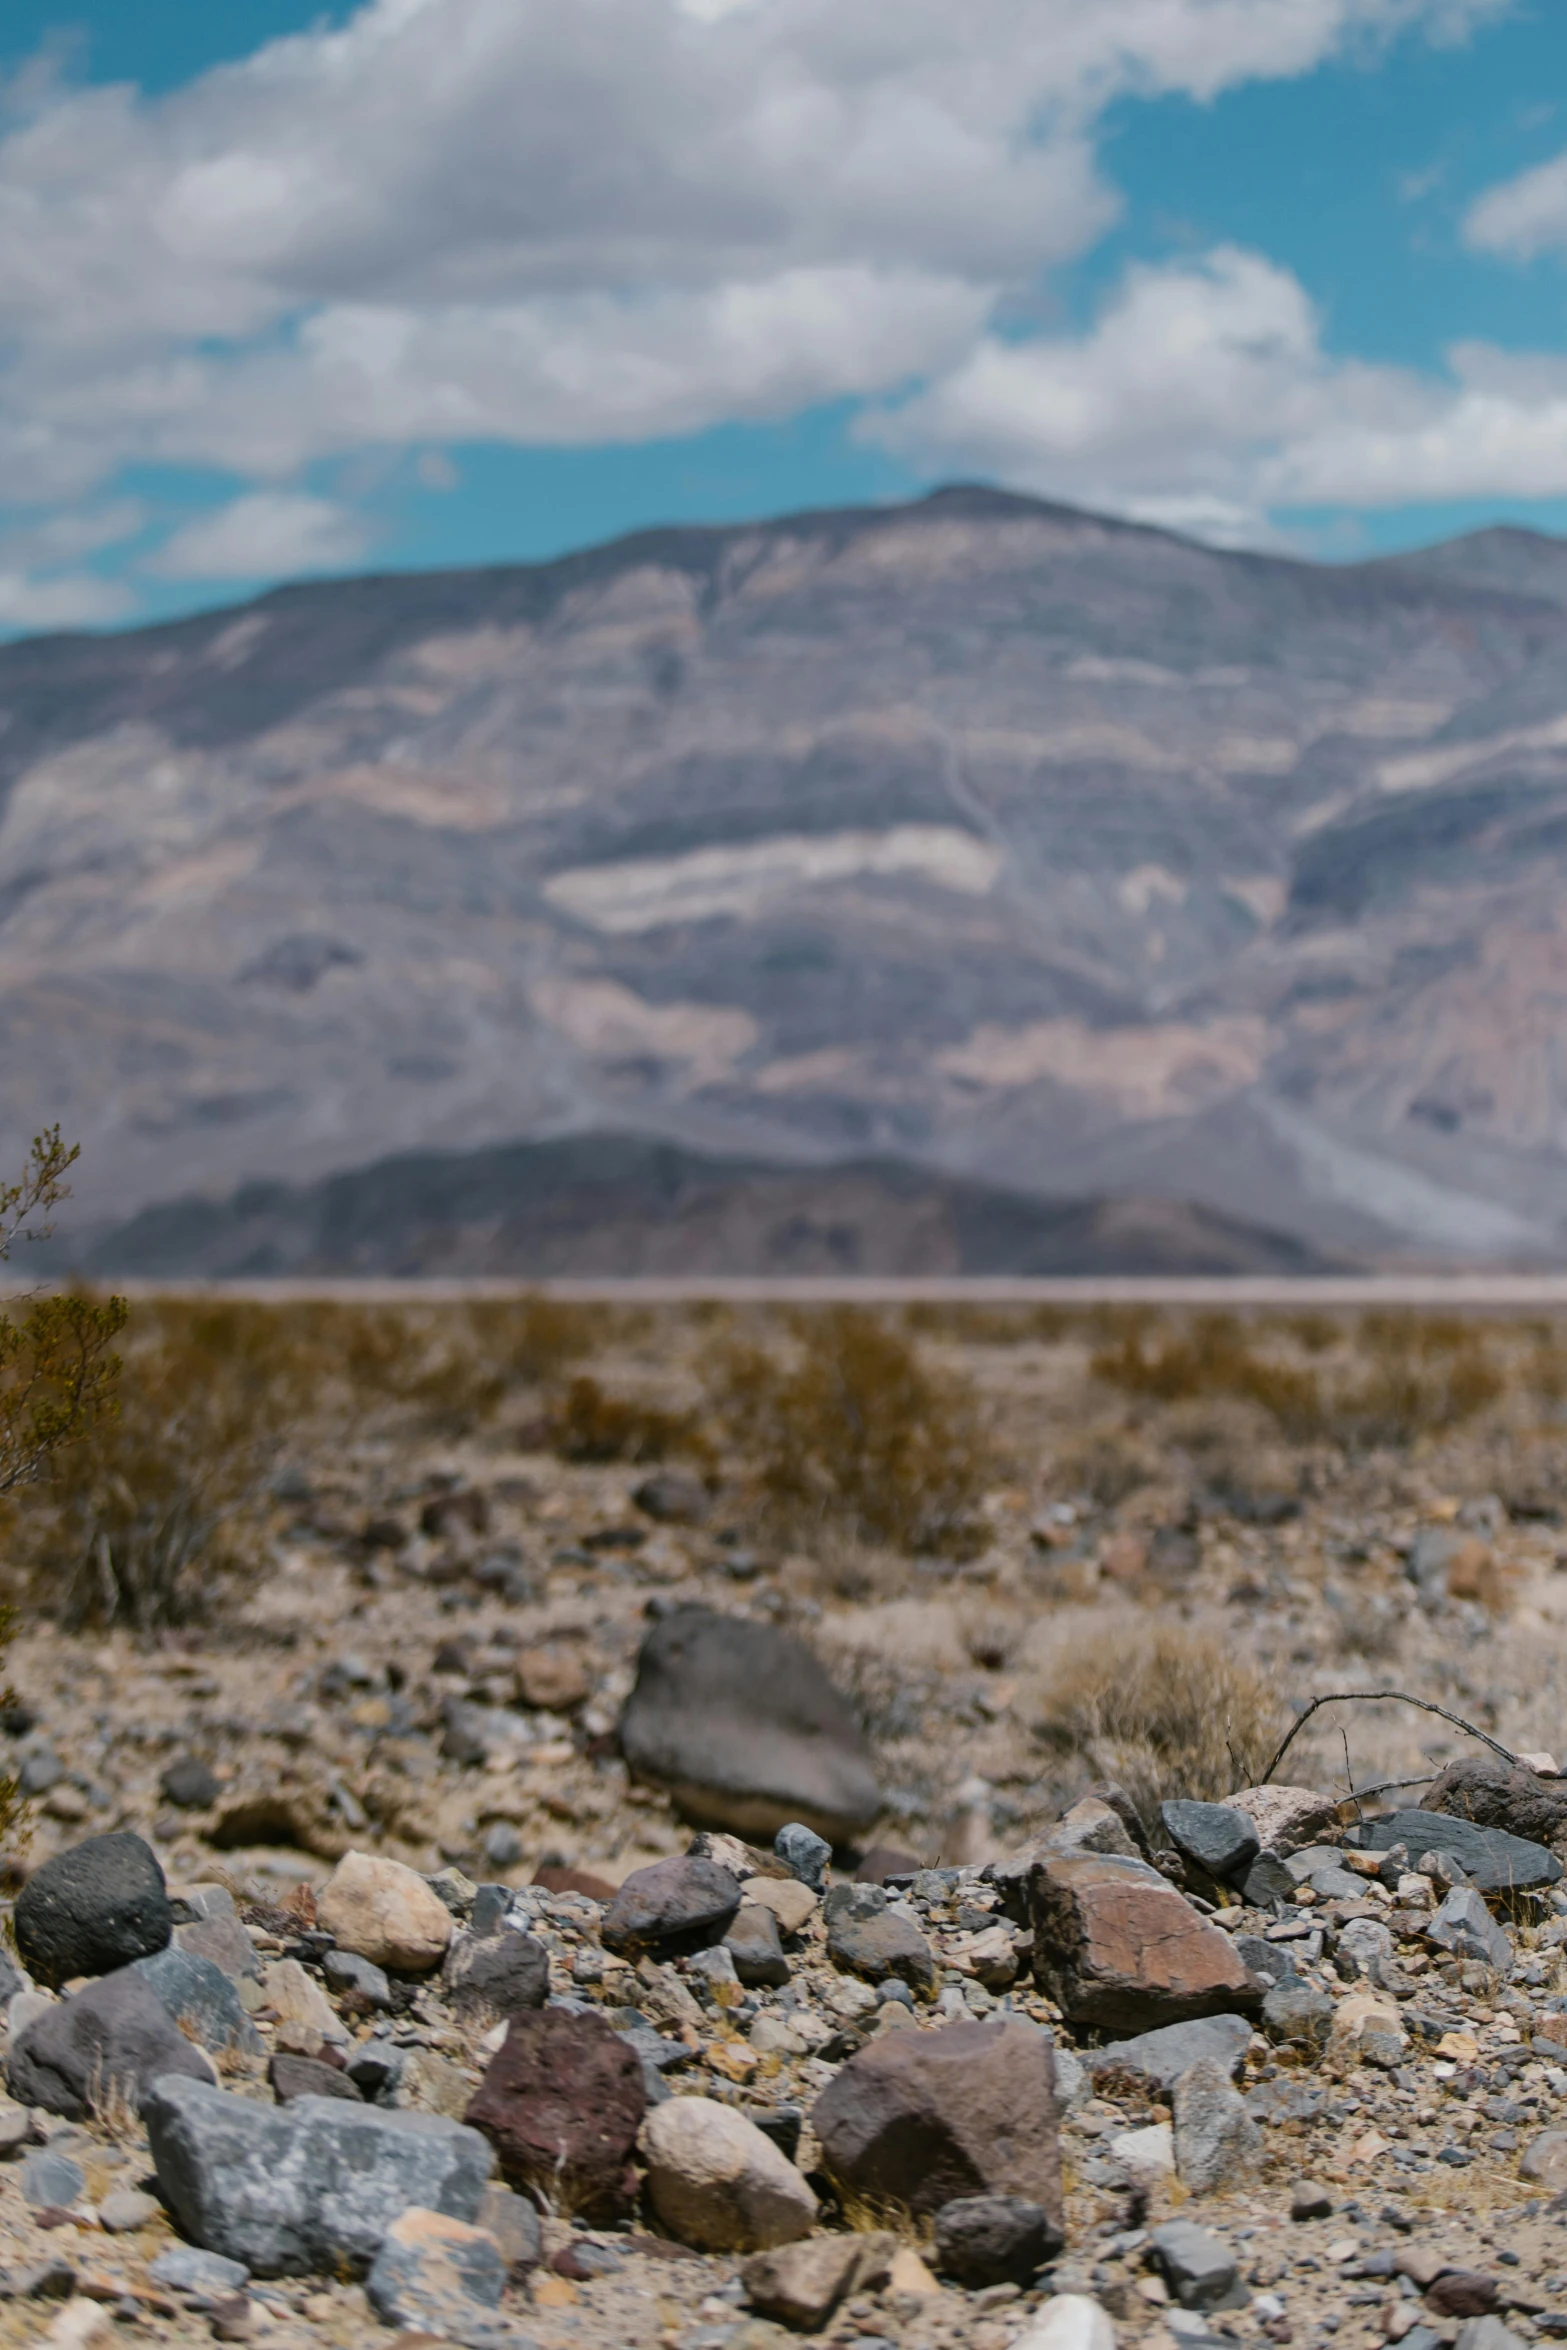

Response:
(1053, 1425), (1162, 1509)
(541, 1374), (702, 1466)
(1033, 1623), (1287, 1824)
(1093, 1310), (1502, 1449)
(288, 1294), (600, 1438)
(8, 1300), (317, 1630)
(708, 1307), (991, 1554)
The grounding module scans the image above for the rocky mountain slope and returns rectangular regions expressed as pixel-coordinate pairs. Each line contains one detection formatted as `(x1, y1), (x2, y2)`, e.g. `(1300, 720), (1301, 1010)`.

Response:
(10, 486), (1567, 1268)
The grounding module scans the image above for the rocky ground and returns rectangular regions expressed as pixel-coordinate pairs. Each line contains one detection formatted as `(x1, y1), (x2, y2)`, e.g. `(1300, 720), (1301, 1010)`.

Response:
(2, 1309), (1567, 2349)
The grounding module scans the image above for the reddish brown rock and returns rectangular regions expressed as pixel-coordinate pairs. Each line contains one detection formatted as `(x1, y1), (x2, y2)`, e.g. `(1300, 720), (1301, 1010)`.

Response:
(464, 2008), (644, 2223)
(1031, 1852), (1262, 2031)
(1426, 2273), (1498, 2319)
(532, 1866), (615, 1903)
(810, 2018), (1064, 2226)
(601, 1856), (742, 1960)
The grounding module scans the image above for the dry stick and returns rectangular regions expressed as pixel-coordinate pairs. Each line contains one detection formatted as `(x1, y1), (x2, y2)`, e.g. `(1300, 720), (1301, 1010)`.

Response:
(1255, 1688), (1518, 1791)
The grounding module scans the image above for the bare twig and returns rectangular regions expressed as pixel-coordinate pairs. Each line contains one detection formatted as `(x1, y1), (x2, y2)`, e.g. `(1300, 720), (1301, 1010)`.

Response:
(1254, 1688), (1517, 1790)
(1340, 1724), (1363, 1824)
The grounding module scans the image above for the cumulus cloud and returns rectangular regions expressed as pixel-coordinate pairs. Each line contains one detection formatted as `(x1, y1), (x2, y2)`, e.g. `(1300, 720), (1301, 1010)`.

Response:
(0, 0), (1512, 525)
(1466, 150), (1567, 261)
(148, 492), (374, 580)
(875, 245), (1567, 541)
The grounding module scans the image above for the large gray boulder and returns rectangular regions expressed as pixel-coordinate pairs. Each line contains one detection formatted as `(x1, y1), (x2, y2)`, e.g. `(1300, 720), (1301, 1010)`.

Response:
(143, 2075), (493, 2277)
(7, 1971), (213, 2120)
(618, 1606), (879, 1844)
(1353, 1809), (1560, 1894)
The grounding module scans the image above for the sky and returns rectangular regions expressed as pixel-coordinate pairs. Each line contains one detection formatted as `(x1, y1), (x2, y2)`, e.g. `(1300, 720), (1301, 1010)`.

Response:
(7, 0), (1567, 630)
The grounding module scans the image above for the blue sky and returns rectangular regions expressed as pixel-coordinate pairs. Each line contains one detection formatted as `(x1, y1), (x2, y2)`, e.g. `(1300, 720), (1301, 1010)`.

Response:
(6, 0), (1567, 630)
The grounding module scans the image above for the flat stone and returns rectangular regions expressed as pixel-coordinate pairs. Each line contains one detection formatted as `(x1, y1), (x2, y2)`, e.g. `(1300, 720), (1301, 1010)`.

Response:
(1031, 1852), (1262, 2032)
(1089, 2015), (1252, 2095)
(7, 1969), (213, 2119)
(20, 2150), (84, 2209)
(1225, 1786), (1340, 1856)
(741, 2234), (896, 2331)
(149, 2247), (250, 2295)
(601, 1856), (743, 1960)
(1426, 1887), (1512, 1971)
(143, 2075), (493, 2278)
(175, 1914), (261, 1984)
(441, 1928), (549, 2020)
(725, 1903), (791, 1989)
(269, 2053), (365, 2105)
(619, 1606), (879, 1843)
(475, 2184), (541, 2274)
(1150, 2219), (1240, 2311)
(1240, 1853), (1297, 1908)
(258, 1958), (347, 2047)
(464, 2006), (645, 2223)
(365, 2206), (507, 2337)
(98, 2188), (160, 2233)
(740, 1877), (817, 1938)
(316, 1851), (455, 1973)
(641, 2097), (817, 2252)
(14, 1833), (173, 1989)
(934, 2193), (1060, 2288)
(1452, 2321), (1527, 2350)
(1172, 2059), (1262, 2195)
(1160, 1803), (1260, 1881)
(812, 2017), (1064, 2225)
(133, 1946), (261, 2055)
(1353, 1811), (1560, 1895)
(322, 1949), (391, 2008)
(823, 1884), (935, 1992)
(1520, 2128), (1567, 2190)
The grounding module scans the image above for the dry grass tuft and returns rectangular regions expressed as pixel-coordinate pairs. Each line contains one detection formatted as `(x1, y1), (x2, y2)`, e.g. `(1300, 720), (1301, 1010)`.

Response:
(1032, 1621), (1288, 1825)
(708, 1307), (992, 1555)
(540, 1373), (704, 1467)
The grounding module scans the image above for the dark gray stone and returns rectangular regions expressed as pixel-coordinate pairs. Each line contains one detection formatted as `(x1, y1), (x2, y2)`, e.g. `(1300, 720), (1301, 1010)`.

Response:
(1089, 2014), (1252, 2094)
(19, 2149), (83, 2209)
(632, 1472), (711, 1527)
(1352, 1811), (1560, 1895)
(1261, 1979), (1335, 2049)
(1232, 1934), (1296, 1987)
(143, 2075), (494, 2278)
(619, 1606), (879, 1844)
(470, 1885), (511, 1937)
(18, 1753), (62, 1797)
(934, 2193), (1061, 2287)
(0, 1949), (23, 2008)
(823, 1882), (935, 1992)
(7, 1969), (213, 2119)
(1150, 2219), (1241, 2310)
(1424, 1758), (1567, 1849)
(1240, 1853), (1297, 1909)
(441, 1927), (549, 2019)
(775, 1823), (831, 1892)
(346, 2043), (407, 2104)
(132, 1946), (261, 2055)
(1426, 1887), (1513, 1971)
(1160, 1803), (1260, 1881)
(175, 1914), (260, 1984)
(149, 2245), (250, 2295)
(160, 1758), (219, 1811)
(600, 1856), (742, 1959)
(269, 2053), (365, 2104)
(323, 1949), (392, 2008)
(14, 1832), (173, 1988)
(724, 1904), (791, 1989)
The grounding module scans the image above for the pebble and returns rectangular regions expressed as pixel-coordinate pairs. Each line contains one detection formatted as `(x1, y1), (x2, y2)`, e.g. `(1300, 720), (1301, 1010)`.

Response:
(97, 2186), (160, 2232)
(316, 1850), (456, 1973)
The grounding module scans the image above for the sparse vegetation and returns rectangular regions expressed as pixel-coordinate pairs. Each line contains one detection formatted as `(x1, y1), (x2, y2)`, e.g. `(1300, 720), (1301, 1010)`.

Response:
(708, 1306), (992, 1553)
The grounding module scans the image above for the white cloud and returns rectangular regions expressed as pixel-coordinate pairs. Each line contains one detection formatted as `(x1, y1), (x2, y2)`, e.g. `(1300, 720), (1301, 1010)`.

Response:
(148, 492), (374, 580)
(875, 246), (1567, 541)
(0, 571), (129, 627)
(1466, 149), (1567, 261)
(0, 0), (1512, 515)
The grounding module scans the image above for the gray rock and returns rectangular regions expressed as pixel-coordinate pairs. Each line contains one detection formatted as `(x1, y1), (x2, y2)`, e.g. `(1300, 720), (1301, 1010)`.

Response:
(2, 2253), (76, 2299)
(1426, 1887), (1513, 1971)
(160, 1758), (219, 1811)
(19, 2148), (83, 2208)
(18, 1752), (62, 1797)
(1089, 2015), (1253, 2095)
(1261, 1979), (1335, 2049)
(775, 1823), (831, 1892)
(724, 1904), (791, 1989)
(1334, 1918), (1395, 1984)
(601, 1856), (743, 1960)
(1240, 1853), (1296, 1908)
(98, 2187), (160, 2233)
(143, 2075), (494, 2278)
(175, 1914), (260, 1984)
(441, 1927), (549, 2019)
(481, 1824), (523, 1871)
(133, 1946), (261, 2055)
(269, 2052), (366, 2104)
(425, 1867), (478, 1921)
(470, 1886), (511, 1937)
(633, 1471), (712, 1527)
(14, 1832), (173, 1988)
(619, 1606), (879, 1844)
(1150, 2219), (1241, 2310)
(323, 1949), (392, 2008)
(346, 2042), (407, 2104)
(933, 2193), (1059, 2287)
(1172, 2059), (1263, 2195)
(1308, 1867), (1372, 1902)
(1353, 1811), (1560, 1895)
(1160, 1803), (1260, 1881)
(1283, 1846), (1349, 1882)
(1454, 2323), (1528, 2350)
(0, 1950), (24, 2009)
(1232, 1934), (1296, 1987)
(823, 1883), (935, 1992)
(366, 2207), (507, 2342)
(7, 1969), (213, 2119)
(149, 2246), (250, 2295)
(1409, 1525), (1470, 1606)
(475, 2184), (542, 2273)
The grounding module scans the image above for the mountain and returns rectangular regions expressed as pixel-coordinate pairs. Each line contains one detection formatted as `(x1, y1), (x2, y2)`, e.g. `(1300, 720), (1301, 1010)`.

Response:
(8, 483), (1567, 1272)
